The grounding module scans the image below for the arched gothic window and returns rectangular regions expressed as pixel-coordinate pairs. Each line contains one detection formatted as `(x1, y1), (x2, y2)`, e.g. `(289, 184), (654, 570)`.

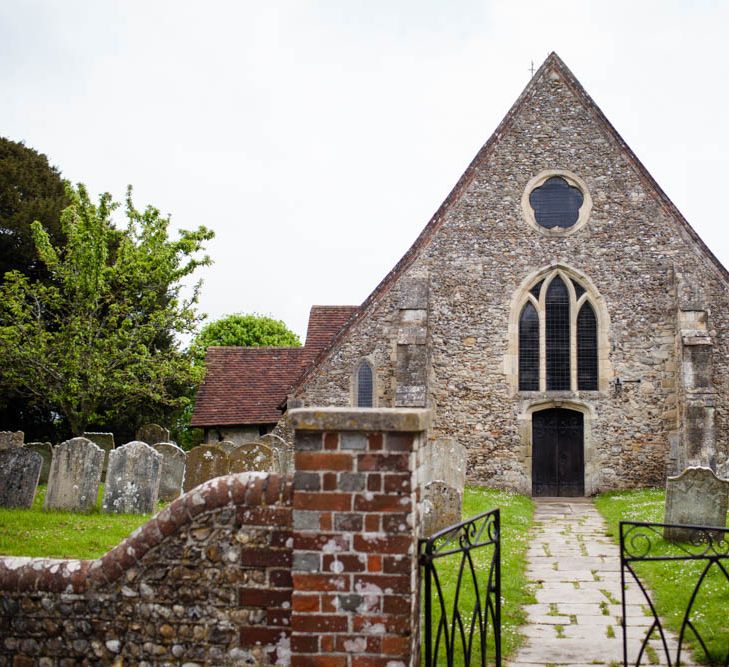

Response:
(355, 360), (374, 407)
(518, 272), (599, 392)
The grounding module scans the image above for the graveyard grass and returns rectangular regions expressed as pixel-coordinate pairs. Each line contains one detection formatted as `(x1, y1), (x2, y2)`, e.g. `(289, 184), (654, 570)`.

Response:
(595, 488), (729, 665)
(0, 485), (165, 559)
(422, 486), (535, 663)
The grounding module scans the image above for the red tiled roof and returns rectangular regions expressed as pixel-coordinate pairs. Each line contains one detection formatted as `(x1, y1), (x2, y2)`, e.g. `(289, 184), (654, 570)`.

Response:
(191, 347), (308, 426)
(191, 306), (358, 427)
(304, 306), (358, 357)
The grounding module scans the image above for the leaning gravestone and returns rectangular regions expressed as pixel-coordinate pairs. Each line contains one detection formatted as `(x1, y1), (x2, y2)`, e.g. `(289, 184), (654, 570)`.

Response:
(183, 445), (229, 493)
(421, 480), (463, 537)
(153, 442), (186, 501)
(84, 432), (115, 481)
(0, 448), (42, 508)
(44, 437), (104, 512)
(664, 466), (729, 541)
(24, 442), (53, 483)
(0, 431), (24, 450)
(102, 441), (162, 514)
(216, 440), (239, 455)
(229, 442), (274, 474)
(136, 423), (170, 445)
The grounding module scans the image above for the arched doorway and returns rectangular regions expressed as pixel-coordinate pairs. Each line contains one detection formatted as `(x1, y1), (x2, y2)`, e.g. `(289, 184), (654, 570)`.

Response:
(532, 408), (584, 496)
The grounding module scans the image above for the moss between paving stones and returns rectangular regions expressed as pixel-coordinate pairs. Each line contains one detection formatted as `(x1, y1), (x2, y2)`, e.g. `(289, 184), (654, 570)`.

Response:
(595, 488), (729, 665)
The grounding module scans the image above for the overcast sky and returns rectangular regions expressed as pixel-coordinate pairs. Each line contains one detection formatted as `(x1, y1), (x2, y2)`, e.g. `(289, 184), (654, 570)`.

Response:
(2, 1), (728, 341)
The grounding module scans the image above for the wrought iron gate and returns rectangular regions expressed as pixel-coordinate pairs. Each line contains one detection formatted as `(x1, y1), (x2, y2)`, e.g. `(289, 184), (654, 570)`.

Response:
(619, 520), (729, 666)
(419, 508), (501, 666)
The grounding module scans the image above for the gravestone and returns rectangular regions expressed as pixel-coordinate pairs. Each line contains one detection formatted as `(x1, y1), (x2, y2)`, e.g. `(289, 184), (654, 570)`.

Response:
(0, 431), (24, 450)
(260, 433), (293, 474)
(24, 442), (53, 483)
(421, 480), (463, 537)
(154, 442), (186, 501)
(0, 448), (42, 508)
(135, 423), (169, 445)
(102, 441), (162, 514)
(421, 438), (467, 493)
(664, 466), (729, 541)
(229, 441), (274, 473)
(44, 437), (104, 512)
(183, 445), (229, 492)
(84, 432), (115, 481)
(216, 440), (239, 455)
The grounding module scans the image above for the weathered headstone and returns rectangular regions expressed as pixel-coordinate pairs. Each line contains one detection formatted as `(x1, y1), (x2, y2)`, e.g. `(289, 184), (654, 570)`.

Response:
(0, 431), (24, 450)
(135, 423), (170, 445)
(664, 466), (729, 541)
(229, 441), (274, 474)
(154, 442), (186, 501)
(0, 448), (42, 508)
(216, 440), (239, 455)
(24, 442), (53, 483)
(102, 441), (162, 514)
(183, 445), (229, 493)
(421, 481), (463, 537)
(260, 433), (293, 474)
(44, 437), (104, 512)
(84, 432), (115, 481)
(420, 438), (467, 493)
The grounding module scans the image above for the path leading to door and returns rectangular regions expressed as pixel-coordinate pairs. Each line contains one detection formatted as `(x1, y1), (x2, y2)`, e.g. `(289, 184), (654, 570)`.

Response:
(508, 498), (695, 667)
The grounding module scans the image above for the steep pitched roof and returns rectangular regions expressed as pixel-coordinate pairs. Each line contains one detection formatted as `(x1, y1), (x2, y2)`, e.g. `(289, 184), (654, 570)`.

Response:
(287, 52), (729, 397)
(191, 305), (358, 427)
(304, 306), (359, 356)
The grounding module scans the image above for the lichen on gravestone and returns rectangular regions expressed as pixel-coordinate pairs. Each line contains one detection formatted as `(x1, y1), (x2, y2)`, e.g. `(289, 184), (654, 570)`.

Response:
(0, 448), (42, 508)
(44, 437), (104, 512)
(102, 441), (163, 514)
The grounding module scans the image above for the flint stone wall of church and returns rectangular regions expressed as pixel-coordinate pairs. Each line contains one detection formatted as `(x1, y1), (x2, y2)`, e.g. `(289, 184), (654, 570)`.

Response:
(291, 64), (729, 492)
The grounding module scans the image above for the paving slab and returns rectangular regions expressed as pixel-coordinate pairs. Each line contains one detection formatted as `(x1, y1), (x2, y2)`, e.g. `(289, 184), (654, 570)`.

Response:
(507, 498), (698, 667)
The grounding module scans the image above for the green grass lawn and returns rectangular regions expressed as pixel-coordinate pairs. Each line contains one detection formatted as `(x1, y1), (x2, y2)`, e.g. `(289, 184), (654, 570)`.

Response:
(595, 488), (729, 665)
(421, 486), (535, 664)
(0, 485), (163, 559)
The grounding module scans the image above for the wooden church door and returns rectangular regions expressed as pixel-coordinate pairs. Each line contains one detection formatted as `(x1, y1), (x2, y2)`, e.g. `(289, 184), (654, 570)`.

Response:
(532, 408), (584, 496)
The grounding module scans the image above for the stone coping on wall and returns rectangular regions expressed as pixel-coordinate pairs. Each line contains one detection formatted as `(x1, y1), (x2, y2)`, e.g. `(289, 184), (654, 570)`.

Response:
(0, 471), (292, 594)
(288, 406), (431, 432)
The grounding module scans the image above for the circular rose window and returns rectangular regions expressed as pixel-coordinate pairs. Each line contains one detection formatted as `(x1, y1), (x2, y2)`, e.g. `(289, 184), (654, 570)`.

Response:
(521, 170), (592, 236)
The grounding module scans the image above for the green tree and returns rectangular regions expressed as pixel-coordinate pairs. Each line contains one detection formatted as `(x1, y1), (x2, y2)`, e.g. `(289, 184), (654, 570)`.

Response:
(0, 183), (214, 437)
(190, 313), (301, 365)
(0, 137), (69, 280)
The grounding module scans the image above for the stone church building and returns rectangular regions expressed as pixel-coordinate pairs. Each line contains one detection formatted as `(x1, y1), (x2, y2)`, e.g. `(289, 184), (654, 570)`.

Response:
(193, 53), (729, 496)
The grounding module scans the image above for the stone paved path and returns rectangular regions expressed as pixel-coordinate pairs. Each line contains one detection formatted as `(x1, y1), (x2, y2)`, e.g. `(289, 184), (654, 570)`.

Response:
(507, 498), (695, 667)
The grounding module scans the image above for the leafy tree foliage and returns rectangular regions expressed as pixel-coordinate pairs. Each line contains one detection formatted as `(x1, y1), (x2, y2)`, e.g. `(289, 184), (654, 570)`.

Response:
(190, 313), (301, 365)
(0, 183), (214, 437)
(0, 137), (69, 280)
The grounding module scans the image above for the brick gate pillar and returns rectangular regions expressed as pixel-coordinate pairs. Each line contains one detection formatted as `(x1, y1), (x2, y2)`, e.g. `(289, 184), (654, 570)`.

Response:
(288, 407), (430, 667)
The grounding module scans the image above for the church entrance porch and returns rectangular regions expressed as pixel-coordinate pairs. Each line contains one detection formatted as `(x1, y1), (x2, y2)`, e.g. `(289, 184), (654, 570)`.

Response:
(532, 407), (585, 496)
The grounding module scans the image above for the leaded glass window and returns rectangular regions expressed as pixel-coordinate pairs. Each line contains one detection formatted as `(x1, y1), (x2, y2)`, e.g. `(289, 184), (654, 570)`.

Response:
(577, 303), (598, 390)
(356, 361), (373, 407)
(546, 276), (571, 390)
(518, 302), (539, 390)
(529, 177), (584, 229)
(518, 272), (600, 393)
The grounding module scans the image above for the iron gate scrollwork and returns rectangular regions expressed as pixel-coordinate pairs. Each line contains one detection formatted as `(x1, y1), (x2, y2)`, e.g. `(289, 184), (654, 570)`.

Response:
(419, 508), (501, 666)
(619, 520), (729, 666)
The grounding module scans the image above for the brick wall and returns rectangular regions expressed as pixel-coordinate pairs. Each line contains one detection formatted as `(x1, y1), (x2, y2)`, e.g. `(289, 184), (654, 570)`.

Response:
(0, 408), (429, 666)
(289, 408), (428, 667)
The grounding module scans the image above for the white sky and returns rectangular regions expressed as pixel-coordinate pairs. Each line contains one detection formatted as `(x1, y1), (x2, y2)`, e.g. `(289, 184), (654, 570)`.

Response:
(2, 1), (728, 342)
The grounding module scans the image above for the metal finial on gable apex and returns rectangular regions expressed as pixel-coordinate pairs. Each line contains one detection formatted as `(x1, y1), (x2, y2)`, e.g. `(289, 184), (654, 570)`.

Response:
(529, 60), (535, 77)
